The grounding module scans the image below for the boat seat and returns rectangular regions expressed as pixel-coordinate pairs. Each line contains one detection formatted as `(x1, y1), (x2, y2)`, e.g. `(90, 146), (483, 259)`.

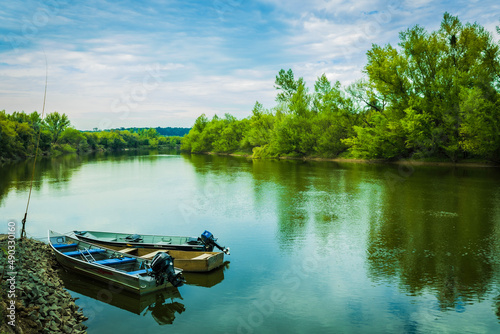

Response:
(192, 253), (212, 260)
(118, 248), (137, 254)
(94, 257), (136, 266)
(53, 243), (78, 250)
(63, 249), (106, 257)
(127, 268), (152, 275)
(141, 250), (166, 260)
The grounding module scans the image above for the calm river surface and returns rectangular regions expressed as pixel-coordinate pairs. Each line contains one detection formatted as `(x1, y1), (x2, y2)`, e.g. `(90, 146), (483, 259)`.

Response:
(1, 151), (500, 333)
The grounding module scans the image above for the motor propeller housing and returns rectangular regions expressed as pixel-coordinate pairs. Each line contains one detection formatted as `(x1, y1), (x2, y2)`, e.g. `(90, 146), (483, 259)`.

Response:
(150, 252), (184, 287)
(199, 230), (230, 255)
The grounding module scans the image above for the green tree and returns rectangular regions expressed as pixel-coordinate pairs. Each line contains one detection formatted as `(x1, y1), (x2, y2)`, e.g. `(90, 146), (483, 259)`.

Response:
(120, 130), (140, 148)
(241, 101), (275, 150)
(289, 80), (311, 117)
(346, 12), (500, 161)
(60, 128), (88, 152)
(274, 69), (300, 103)
(181, 114), (208, 152)
(459, 87), (500, 162)
(0, 110), (23, 159)
(44, 112), (71, 143)
(212, 114), (248, 153)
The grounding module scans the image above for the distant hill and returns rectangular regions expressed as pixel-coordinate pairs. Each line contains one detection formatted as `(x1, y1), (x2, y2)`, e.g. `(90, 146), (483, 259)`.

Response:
(109, 127), (191, 136)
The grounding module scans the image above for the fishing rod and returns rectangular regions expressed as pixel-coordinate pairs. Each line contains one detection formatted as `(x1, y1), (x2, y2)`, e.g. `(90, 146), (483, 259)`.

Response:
(21, 52), (48, 240)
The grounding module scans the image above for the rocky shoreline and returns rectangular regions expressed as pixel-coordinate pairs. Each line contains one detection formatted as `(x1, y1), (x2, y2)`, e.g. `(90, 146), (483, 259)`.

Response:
(0, 235), (87, 333)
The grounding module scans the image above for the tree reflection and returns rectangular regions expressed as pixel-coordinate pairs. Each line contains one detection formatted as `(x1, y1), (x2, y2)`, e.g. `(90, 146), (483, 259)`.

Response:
(180, 154), (500, 317)
(495, 295), (500, 322)
(367, 166), (500, 311)
(0, 154), (85, 207)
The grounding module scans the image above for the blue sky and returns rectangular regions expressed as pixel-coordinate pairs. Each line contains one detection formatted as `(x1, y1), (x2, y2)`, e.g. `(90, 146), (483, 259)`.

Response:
(1, 0), (499, 129)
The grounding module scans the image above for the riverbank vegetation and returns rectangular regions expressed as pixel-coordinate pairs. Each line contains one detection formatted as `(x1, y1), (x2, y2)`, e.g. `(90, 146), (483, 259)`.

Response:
(181, 13), (500, 163)
(0, 110), (184, 163)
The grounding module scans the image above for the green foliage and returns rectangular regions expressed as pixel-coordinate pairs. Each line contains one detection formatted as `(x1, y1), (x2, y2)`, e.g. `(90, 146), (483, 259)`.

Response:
(43, 112), (71, 143)
(241, 102), (275, 150)
(181, 13), (500, 163)
(51, 143), (77, 156)
(182, 74), (360, 158)
(181, 114), (208, 152)
(110, 126), (190, 136)
(119, 130), (140, 148)
(60, 128), (88, 152)
(275, 69), (301, 103)
(459, 87), (500, 162)
(213, 115), (249, 153)
(343, 111), (406, 159)
(0, 110), (26, 160)
(345, 12), (500, 161)
(0, 110), (180, 161)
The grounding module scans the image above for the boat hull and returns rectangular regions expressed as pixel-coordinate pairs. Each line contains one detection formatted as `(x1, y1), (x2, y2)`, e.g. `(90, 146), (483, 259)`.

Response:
(74, 230), (210, 252)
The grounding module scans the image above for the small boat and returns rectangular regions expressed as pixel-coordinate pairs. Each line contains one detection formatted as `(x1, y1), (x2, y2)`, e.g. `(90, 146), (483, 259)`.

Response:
(92, 245), (225, 272)
(73, 230), (230, 254)
(48, 230), (185, 294)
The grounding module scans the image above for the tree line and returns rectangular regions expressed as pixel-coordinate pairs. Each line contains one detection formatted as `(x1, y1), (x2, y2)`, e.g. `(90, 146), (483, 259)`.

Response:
(181, 13), (500, 163)
(0, 110), (182, 162)
(105, 126), (190, 137)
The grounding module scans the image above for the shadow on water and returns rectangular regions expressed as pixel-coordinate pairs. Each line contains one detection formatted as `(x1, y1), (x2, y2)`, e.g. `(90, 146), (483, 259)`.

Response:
(58, 269), (185, 325)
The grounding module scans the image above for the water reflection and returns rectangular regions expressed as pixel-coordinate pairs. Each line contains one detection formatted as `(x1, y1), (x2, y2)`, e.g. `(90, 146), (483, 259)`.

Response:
(4, 152), (499, 331)
(495, 295), (500, 321)
(182, 154), (500, 319)
(182, 153), (251, 176)
(58, 269), (185, 325)
(0, 155), (85, 206)
(366, 166), (500, 311)
(183, 262), (229, 288)
(0, 149), (179, 208)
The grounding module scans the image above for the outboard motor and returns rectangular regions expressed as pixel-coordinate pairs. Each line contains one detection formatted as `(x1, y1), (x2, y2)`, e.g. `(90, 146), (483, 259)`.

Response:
(199, 230), (230, 255)
(150, 252), (184, 287)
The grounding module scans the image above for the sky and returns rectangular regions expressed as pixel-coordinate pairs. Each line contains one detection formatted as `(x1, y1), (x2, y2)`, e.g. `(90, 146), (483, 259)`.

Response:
(0, 0), (499, 130)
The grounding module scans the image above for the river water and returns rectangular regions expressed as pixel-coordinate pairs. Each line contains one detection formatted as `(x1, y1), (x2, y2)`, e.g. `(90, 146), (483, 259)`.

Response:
(1, 151), (500, 333)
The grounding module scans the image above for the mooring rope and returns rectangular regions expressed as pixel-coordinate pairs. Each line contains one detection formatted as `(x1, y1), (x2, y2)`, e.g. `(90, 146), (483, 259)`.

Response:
(21, 53), (48, 240)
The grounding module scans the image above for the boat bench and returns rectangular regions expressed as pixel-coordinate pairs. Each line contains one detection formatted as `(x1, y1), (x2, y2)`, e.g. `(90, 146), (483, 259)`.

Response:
(53, 243), (78, 250)
(192, 253), (212, 260)
(141, 250), (166, 260)
(63, 249), (106, 257)
(94, 257), (136, 266)
(118, 248), (137, 254)
(127, 268), (152, 275)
